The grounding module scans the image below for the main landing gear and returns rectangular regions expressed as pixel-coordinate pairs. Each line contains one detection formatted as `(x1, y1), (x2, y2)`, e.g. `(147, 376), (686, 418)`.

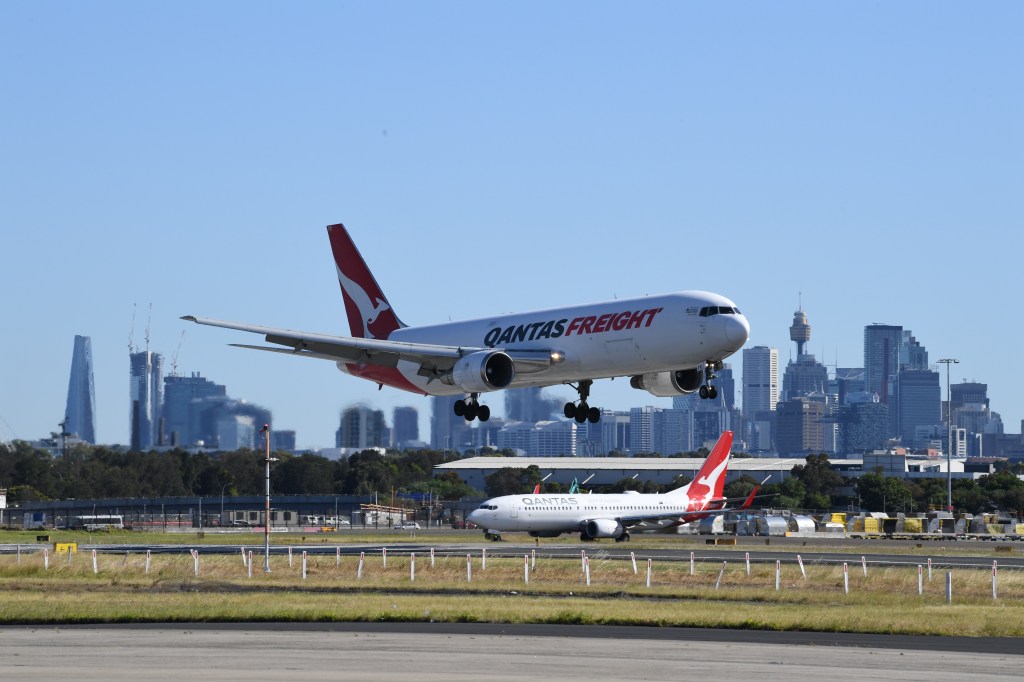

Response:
(698, 361), (719, 400)
(454, 393), (490, 422)
(563, 379), (601, 424)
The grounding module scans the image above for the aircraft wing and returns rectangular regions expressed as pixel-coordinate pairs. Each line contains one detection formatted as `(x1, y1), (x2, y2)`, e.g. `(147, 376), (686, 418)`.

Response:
(181, 316), (560, 377)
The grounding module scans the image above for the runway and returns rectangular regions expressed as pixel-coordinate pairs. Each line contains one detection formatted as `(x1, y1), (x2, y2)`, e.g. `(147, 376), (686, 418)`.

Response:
(0, 623), (1020, 681)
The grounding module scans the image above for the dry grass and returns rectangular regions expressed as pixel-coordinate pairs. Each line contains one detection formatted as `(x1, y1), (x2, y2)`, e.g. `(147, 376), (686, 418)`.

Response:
(1, 548), (1022, 635)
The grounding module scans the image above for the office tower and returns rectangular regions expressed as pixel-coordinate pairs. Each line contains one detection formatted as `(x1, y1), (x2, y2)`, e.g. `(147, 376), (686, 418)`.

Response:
(336, 405), (388, 449)
(742, 346), (779, 414)
(714, 364), (736, 410)
(900, 331), (928, 370)
(833, 368), (865, 404)
(505, 386), (558, 423)
(950, 382), (988, 411)
(162, 373), (227, 447)
(391, 406), (419, 448)
(129, 351), (163, 450)
(896, 369), (940, 447)
(775, 398), (825, 455)
(271, 430), (296, 453)
(837, 398), (889, 453)
(863, 324), (902, 404)
(532, 420), (577, 456)
(600, 410), (631, 454)
(654, 408), (690, 455)
(64, 335), (96, 443)
(629, 406), (656, 454)
(430, 395), (473, 451)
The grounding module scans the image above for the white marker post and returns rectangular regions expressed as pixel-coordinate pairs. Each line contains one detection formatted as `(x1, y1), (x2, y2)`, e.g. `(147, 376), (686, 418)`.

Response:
(410, 552), (415, 582)
(581, 549), (586, 573)
(797, 554), (806, 579)
(861, 555), (867, 577)
(248, 551), (253, 579)
(745, 552), (751, 576)
(382, 547), (387, 569)
(646, 558), (652, 588)
(240, 546), (247, 565)
(775, 560), (781, 591)
(531, 549), (536, 571)
(992, 560), (998, 600)
(66, 548), (73, 566)
(843, 562), (849, 595)
(584, 556), (591, 587)
(288, 547), (293, 568)
(481, 548), (486, 571)
(466, 554), (472, 583)
(715, 561), (726, 590)
(524, 555), (529, 584)
(336, 546), (341, 567)
(430, 547), (435, 568)
(917, 565), (923, 595)
(357, 551), (364, 580)
(146, 549), (152, 575)
(630, 551), (638, 575)
(43, 548), (49, 571)
(92, 549), (98, 574)
(927, 558), (932, 581)
(301, 551), (307, 580)
(946, 571), (952, 604)
(191, 549), (199, 577)
(690, 551), (695, 576)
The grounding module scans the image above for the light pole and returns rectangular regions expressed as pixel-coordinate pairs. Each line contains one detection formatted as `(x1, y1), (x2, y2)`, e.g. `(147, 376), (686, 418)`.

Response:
(220, 483), (230, 526)
(260, 424), (278, 573)
(938, 358), (959, 513)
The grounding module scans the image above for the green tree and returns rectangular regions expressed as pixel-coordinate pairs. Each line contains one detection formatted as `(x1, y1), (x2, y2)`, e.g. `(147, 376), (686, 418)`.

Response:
(791, 453), (844, 509)
(484, 465), (541, 497)
(854, 470), (913, 513)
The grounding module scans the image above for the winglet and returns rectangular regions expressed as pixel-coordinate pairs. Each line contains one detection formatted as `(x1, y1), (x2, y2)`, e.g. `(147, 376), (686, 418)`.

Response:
(327, 223), (405, 340)
(739, 475), (772, 510)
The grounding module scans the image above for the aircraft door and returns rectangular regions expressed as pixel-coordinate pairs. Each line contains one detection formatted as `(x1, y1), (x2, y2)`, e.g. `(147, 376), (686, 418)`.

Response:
(511, 505), (519, 518)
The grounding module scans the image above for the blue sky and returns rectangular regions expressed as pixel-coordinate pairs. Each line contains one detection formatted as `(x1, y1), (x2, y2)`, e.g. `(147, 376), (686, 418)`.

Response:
(2, 3), (1021, 449)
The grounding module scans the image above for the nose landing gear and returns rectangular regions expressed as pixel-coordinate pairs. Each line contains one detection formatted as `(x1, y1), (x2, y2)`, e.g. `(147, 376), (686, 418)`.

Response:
(698, 361), (719, 400)
(454, 393), (491, 422)
(563, 379), (601, 424)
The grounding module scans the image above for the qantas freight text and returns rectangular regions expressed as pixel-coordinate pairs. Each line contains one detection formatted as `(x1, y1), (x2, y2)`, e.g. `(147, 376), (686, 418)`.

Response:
(484, 308), (664, 347)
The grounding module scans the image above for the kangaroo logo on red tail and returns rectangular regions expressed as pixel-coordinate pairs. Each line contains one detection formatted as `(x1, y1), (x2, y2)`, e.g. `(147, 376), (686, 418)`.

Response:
(678, 430), (733, 503)
(327, 224), (404, 340)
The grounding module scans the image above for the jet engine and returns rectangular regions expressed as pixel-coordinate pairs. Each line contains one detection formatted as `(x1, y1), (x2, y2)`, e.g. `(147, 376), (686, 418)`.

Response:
(629, 369), (702, 397)
(583, 518), (625, 539)
(442, 351), (515, 392)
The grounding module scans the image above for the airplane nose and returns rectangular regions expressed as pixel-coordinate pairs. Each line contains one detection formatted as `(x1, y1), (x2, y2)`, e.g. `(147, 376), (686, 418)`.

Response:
(724, 314), (750, 349)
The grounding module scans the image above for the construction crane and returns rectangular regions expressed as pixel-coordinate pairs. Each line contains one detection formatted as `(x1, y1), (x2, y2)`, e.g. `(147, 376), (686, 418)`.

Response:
(128, 303), (137, 354)
(169, 330), (186, 376)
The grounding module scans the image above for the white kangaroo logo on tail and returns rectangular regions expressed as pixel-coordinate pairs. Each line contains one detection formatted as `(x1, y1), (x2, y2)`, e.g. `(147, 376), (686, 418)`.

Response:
(336, 266), (391, 338)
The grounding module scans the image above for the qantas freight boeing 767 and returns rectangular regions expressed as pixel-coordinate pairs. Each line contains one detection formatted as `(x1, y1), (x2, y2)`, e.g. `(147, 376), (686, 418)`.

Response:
(183, 223), (749, 423)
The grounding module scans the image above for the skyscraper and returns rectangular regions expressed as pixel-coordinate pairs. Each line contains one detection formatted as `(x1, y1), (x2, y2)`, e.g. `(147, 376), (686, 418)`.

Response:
(64, 335), (96, 443)
(896, 369), (940, 447)
(162, 372), (227, 447)
(391, 406), (419, 448)
(129, 351), (163, 450)
(742, 346), (779, 414)
(336, 405), (388, 449)
(863, 324), (902, 404)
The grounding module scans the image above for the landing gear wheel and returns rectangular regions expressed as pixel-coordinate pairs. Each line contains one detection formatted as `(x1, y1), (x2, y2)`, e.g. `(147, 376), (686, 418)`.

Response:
(574, 403), (589, 423)
(699, 385), (709, 399)
(708, 386), (718, 400)
(566, 379), (603, 424)
(587, 406), (600, 424)
(564, 402), (576, 419)
(454, 399), (466, 417)
(464, 404), (478, 421)
(615, 531), (630, 543)
(478, 405), (491, 422)
(456, 393), (490, 422)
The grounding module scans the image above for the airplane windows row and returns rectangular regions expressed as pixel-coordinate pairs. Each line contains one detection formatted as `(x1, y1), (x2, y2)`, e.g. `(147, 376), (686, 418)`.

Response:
(699, 306), (741, 317)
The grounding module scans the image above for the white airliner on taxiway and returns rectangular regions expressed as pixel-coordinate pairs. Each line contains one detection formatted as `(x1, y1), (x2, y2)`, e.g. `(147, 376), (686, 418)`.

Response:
(183, 223), (749, 423)
(468, 431), (735, 542)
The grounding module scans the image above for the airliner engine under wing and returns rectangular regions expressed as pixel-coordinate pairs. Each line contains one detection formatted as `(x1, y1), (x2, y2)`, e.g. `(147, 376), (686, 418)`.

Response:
(468, 431), (734, 542)
(183, 224), (749, 423)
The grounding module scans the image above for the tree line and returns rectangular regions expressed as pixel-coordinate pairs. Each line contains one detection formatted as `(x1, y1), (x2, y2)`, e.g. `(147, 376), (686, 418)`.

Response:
(0, 442), (480, 503)
(3, 442), (1023, 515)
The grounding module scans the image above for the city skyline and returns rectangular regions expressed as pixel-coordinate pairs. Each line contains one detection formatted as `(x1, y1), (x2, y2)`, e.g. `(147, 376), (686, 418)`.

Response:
(2, 4), (1022, 448)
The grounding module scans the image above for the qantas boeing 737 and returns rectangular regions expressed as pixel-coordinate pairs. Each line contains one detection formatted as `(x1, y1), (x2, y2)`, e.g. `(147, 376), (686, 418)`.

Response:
(183, 223), (749, 423)
(468, 431), (735, 542)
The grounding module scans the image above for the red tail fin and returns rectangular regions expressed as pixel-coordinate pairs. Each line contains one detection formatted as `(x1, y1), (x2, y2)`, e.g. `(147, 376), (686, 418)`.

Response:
(672, 431), (733, 500)
(327, 224), (404, 339)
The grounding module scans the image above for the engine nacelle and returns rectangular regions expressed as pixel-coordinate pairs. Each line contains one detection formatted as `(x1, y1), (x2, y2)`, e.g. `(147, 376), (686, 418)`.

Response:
(583, 518), (625, 539)
(629, 369), (702, 397)
(442, 351), (515, 392)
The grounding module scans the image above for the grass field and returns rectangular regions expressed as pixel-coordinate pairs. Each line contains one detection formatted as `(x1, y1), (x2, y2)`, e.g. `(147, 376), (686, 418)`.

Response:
(2, 537), (1022, 636)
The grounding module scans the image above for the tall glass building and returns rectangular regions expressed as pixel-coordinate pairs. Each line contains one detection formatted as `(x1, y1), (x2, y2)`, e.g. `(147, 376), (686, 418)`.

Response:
(129, 351), (163, 450)
(64, 335), (96, 443)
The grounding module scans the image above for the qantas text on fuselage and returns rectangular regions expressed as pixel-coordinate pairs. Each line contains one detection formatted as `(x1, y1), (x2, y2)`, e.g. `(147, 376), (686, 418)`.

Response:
(183, 223), (749, 424)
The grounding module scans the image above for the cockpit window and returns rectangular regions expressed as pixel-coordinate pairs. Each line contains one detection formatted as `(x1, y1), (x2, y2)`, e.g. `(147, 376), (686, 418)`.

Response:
(700, 306), (740, 317)
(477, 504), (497, 510)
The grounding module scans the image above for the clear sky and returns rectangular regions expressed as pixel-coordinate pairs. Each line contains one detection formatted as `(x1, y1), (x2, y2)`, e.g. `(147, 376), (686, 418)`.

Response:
(2, 3), (1022, 449)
